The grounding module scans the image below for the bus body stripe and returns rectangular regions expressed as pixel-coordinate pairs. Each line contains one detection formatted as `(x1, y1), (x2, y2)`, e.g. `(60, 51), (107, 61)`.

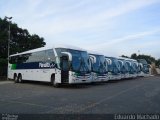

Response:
(11, 62), (56, 70)
(11, 64), (17, 70)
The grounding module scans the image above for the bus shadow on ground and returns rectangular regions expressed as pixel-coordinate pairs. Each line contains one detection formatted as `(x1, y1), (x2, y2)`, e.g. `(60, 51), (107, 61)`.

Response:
(59, 78), (136, 89)
(15, 77), (141, 89)
(19, 80), (112, 89)
(60, 84), (92, 89)
(20, 80), (92, 89)
(107, 77), (139, 83)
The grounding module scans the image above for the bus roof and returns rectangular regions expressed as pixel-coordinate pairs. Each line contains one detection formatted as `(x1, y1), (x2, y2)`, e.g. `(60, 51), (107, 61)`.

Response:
(118, 57), (138, 62)
(9, 44), (86, 57)
(54, 44), (86, 51)
(88, 50), (104, 56)
(105, 56), (117, 59)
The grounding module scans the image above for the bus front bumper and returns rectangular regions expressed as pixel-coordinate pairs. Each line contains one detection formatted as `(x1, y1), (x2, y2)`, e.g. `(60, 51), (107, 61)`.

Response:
(69, 75), (92, 84)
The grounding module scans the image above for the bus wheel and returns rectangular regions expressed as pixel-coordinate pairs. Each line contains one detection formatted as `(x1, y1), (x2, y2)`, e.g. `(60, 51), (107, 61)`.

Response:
(18, 74), (23, 83)
(14, 74), (18, 83)
(51, 75), (60, 88)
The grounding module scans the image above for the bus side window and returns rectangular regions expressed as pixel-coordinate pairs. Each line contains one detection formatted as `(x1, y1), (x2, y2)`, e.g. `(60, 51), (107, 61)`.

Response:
(25, 52), (45, 63)
(45, 49), (55, 62)
(17, 54), (29, 64)
(9, 56), (17, 64)
(17, 55), (23, 64)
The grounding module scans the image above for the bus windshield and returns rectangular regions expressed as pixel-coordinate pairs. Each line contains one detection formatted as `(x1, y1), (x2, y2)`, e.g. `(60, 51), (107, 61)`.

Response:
(55, 48), (91, 73)
(113, 59), (120, 71)
(106, 57), (120, 73)
(131, 61), (137, 73)
(123, 61), (129, 72)
(118, 59), (130, 73)
(138, 59), (148, 65)
(92, 55), (107, 74)
(126, 61), (132, 72)
(138, 59), (149, 73)
(126, 60), (136, 73)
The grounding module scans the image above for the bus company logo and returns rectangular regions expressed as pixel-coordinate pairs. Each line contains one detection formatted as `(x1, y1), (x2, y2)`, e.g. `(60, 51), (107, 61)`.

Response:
(39, 62), (55, 68)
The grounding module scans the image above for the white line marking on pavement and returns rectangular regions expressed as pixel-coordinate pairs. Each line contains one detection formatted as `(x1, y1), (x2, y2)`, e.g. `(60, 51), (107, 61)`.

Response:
(75, 84), (143, 113)
(0, 81), (14, 85)
(0, 99), (53, 109)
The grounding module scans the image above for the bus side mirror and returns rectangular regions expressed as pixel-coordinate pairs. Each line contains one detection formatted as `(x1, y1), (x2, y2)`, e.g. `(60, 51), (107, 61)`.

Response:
(105, 58), (112, 65)
(89, 55), (96, 63)
(61, 52), (72, 61)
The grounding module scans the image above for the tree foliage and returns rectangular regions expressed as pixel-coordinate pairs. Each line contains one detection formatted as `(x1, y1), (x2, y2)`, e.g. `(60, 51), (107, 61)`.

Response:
(131, 53), (156, 64)
(121, 53), (159, 66)
(121, 55), (129, 58)
(130, 53), (137, 59)
(0, 17), (46, 76)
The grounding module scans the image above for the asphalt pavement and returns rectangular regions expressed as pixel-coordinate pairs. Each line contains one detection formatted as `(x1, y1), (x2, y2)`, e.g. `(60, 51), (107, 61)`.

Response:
(0, 76), (160, 114)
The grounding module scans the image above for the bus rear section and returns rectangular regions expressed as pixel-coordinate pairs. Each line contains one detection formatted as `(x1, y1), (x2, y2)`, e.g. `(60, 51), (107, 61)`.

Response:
(8, 48), (58, 84)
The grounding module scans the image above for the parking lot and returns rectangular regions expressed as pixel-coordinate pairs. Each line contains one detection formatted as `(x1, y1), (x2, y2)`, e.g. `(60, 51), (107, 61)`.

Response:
(0, 76), (160, 114)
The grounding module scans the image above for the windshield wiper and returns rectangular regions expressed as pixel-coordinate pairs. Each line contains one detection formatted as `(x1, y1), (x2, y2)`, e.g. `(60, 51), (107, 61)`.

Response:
(82, 58), (90, 72)
(78, 58), (89, 73)
(97, 62), (106, 74)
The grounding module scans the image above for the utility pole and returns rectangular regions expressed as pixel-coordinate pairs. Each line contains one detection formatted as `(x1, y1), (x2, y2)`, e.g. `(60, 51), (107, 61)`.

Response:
(5, 16), (12, 80)
(138, 50), (140, 56)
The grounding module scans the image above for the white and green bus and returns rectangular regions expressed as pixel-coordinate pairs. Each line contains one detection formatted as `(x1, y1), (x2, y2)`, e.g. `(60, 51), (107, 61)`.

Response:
(8, 45), (92, 87)
(89, 51), (108, 82)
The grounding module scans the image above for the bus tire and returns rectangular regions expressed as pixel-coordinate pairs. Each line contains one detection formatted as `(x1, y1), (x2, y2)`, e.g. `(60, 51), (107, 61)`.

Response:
(51, 75), (60, 88)
(18, 74), (23, 83)
(14, 74), (18, 83)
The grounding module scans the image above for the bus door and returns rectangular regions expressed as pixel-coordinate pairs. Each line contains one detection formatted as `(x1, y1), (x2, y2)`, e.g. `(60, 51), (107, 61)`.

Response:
(60, 56), (69, 83)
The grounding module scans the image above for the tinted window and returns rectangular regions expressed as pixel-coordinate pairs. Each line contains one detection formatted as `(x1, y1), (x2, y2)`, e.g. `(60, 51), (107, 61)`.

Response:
(9, 56), (17, 64)
(55, 48), (91, 73)
(9, 54), (30, 64)
(45, 49), (55, 62)
(17, 54), (30, 63)
(25, 51), (45, 63)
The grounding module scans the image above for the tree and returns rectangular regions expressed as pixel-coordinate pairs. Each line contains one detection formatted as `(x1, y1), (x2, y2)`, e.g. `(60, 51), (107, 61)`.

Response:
(0, 17), (46, 76)
(136, 54), (155, 64)
(130, 53), (156, 64)
(122, 52), (159, 66)
(121, 55), (129, 58)
(131, 53), (137, 59)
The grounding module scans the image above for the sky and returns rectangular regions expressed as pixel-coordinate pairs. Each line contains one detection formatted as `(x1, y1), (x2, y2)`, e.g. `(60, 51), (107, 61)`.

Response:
(0, 0), (160, 59)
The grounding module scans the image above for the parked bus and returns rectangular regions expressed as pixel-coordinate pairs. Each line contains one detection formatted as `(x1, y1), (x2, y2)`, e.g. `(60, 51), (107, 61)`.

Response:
(89, 51), (108, 82)
(105, 57), (121, 80)
(123, 58), (137, 78)
(117, 58), (130, 79)
(8, 45), (92, 87)
(132, 59), (140, 77)
(137, 59), (150, 77)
